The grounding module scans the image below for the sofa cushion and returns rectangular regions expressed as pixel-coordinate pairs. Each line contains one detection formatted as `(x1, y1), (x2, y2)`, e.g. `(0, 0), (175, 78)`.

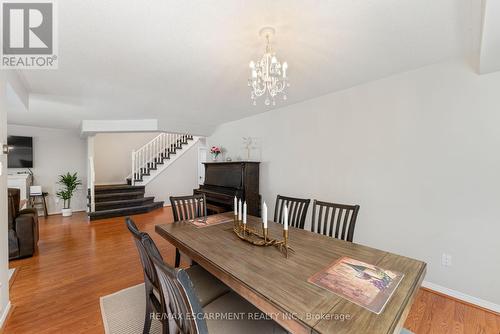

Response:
(8, 229), (19, 259)
(8, 188), (20, 216)
(7, 193), (15, 231)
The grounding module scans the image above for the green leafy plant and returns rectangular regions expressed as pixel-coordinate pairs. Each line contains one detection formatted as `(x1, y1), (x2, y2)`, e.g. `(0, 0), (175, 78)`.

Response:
(56, 172), (82, 209)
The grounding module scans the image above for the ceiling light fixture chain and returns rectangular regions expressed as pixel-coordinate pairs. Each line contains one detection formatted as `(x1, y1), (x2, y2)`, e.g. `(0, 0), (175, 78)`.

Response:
(248, 27), (289, 106)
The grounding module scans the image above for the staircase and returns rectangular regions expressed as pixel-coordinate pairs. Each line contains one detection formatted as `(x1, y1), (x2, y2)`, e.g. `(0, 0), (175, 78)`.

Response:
(87, 133), (197, 221)
(129, 133), (196, 186)
(88, 185), (163, 220)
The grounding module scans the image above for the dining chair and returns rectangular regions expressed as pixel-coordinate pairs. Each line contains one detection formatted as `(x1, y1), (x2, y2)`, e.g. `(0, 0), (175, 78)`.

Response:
(310, 200), (360, 242)
(126, 218), (229, 334)
(170, 194), (207, 222)
(274, 194), (311, 229)
(144, 234), (286, 334)
(126, 218), (166, 334)
(170, 194), (207, 267)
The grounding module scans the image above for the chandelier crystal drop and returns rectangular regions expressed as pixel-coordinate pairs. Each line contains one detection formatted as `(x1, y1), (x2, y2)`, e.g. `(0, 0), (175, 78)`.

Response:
(248, 27), (289, 106)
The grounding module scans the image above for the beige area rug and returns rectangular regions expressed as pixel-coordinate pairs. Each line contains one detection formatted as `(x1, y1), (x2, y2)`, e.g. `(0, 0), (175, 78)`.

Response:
(100, 283), (161, 334)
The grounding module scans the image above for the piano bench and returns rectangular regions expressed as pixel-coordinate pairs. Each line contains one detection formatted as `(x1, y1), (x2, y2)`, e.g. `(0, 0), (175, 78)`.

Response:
(207, 203), (226, 215)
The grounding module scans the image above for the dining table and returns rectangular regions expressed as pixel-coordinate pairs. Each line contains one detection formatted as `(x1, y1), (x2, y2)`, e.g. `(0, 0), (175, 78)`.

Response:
(155, 212), (426, 334)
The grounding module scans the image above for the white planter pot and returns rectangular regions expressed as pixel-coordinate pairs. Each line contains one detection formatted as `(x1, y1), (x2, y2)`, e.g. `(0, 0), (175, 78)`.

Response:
(61, 208), (73, 217)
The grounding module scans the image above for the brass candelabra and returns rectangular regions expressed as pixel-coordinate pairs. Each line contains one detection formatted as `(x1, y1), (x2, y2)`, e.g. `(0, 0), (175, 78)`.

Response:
(233, 216), (293, 258)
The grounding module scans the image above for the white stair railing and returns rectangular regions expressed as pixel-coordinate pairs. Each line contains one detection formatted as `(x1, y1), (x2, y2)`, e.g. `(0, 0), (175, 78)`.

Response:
(130, 133), (189, 186)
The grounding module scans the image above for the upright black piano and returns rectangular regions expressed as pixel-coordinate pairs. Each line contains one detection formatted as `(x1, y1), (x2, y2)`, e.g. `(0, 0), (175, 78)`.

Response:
(194, 161), (260, 216)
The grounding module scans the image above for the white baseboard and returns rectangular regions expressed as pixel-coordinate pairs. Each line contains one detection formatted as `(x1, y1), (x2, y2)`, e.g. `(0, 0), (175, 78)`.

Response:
(0, 301), (12, 328)
(46, 209), (87, 216)
(8, 269), (15, 281)
(423, 281), (500, 313)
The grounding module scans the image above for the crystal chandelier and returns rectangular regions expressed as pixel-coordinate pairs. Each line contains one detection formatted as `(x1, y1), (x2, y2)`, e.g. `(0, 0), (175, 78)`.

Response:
(248, 27), (289, 106)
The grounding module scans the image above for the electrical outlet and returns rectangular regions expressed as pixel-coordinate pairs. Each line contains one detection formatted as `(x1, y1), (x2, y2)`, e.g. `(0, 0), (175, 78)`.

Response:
(441, 253), (452, 267)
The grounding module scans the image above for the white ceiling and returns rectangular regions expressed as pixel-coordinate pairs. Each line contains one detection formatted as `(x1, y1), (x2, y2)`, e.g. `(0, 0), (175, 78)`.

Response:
(9, 0), (477, 135)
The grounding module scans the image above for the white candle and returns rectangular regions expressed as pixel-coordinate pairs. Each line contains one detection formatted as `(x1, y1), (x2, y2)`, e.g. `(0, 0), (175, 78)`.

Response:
(283, 205), (288, 230)
(262, 201), (268, 228)
(238, 199), (242, 221)
(243, 202), (247, 225)
(234, 196), (237, 216)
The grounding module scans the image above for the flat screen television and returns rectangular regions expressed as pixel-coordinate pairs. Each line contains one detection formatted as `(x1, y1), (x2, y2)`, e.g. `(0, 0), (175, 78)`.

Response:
(7, 136), (33, 168)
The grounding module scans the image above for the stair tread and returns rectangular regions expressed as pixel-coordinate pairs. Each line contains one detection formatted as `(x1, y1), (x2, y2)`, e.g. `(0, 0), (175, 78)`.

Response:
(92, 202), (162, 213)
(88, 202), (164, 219)
(95, 184), (145, 191)
(95, 197), (155, 206)
(92, 191), (145, 199)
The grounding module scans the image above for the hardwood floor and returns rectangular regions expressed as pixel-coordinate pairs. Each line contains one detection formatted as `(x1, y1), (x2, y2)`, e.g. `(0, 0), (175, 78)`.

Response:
(405, 289), (500, 334)
(5, 208), (500, 333)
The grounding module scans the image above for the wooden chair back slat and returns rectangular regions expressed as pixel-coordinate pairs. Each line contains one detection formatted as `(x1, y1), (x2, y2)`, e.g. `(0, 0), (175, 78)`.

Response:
(170, 194), (207, 222)
(126, 218), (163, 288)
(144, 234), (209, 334)
(274, 195), (311, 229)
(311, 200), (360, 242)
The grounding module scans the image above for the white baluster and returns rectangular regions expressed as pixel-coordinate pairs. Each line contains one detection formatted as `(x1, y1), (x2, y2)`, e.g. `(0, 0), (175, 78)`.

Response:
(164, 133), (167, 156)
(131, 150), (136, 186)
(148, 144), (150, 168)
(160, 133), (163, 156)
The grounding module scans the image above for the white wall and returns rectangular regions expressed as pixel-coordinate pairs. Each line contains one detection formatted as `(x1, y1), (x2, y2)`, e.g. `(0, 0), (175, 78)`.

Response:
(93, 132), (159, 185)
(0, 75), (11, 326)
(209, 59), (500, 307)
(145, 140), (201, 204)
(7, 125), (87, 214)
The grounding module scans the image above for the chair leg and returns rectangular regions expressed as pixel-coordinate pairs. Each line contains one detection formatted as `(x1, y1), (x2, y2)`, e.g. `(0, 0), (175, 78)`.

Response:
(143, 296), (153, 334)
(42, 195), (48, 217)
(174, 248), (181, 268)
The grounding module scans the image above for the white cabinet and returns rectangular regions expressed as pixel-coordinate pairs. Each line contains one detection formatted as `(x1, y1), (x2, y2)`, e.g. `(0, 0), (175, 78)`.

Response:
(8, 173), (33, 209)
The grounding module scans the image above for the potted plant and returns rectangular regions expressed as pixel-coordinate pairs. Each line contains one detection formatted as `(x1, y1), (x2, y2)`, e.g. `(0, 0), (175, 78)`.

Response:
(56, 172), (82, 217)
(210, 146), (222, 161)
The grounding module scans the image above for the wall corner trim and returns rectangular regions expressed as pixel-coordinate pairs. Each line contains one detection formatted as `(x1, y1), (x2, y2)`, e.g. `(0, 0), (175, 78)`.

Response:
(0, 301), (12, 329)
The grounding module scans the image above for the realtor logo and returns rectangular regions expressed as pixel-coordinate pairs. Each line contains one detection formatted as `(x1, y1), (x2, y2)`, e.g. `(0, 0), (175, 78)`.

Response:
(1, 0), (58, 69)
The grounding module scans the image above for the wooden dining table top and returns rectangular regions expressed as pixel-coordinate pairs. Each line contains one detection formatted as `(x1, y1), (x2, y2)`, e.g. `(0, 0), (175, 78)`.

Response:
(155, 212), (426, 334)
